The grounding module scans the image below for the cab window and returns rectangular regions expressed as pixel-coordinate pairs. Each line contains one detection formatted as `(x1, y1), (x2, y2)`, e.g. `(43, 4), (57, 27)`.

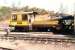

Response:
(12, 14), (17, 21)
(22, 14), (28, 20)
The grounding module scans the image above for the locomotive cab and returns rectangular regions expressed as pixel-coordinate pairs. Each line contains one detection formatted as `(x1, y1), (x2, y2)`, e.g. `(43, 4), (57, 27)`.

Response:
(9, 11), (35, 32)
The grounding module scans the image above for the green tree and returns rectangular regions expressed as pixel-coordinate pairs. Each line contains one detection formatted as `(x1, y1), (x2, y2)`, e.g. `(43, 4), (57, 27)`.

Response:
(0, 7), (11, 16)
(22, 6), (30, 12)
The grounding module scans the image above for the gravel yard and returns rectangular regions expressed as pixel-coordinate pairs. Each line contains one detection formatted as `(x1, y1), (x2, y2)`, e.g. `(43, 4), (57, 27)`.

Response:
(14, 40), (75, 50)
(0, 39), (75, 50)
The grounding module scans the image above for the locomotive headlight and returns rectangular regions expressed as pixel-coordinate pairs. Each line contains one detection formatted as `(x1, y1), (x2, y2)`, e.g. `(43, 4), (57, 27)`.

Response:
(10, 27), (15, 30)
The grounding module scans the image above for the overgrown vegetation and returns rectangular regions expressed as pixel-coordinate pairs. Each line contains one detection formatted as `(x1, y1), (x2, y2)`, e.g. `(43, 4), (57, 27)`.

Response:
(0, 6), (68, 20)
(0, 6), (50, 20)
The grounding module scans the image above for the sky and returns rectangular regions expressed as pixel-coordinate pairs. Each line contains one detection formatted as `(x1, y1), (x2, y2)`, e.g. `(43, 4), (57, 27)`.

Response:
(0, 0), (75, 14)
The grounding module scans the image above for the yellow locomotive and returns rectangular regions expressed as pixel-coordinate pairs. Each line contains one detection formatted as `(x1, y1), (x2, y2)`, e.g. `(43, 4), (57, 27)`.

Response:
(8, 11), (74, 34)
(8, 11), (59, 32)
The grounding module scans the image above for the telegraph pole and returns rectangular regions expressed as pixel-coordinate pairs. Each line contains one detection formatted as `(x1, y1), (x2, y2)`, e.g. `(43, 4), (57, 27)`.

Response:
(59, 3), (65, 14)
(59, 2), (67, 16)
(73, 3), (75, 34)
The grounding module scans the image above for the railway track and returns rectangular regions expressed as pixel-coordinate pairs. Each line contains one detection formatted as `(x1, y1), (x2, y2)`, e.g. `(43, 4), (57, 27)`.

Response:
(0, 33), (75, 44)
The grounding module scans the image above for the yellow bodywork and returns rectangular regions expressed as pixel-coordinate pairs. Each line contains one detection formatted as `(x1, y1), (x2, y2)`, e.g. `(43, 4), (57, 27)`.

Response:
(33, 20), (58, 25)
(9, 21), (29, 26)
(9, 11), (59, 27)
(33, 15), (59, 26)
(9, 11), (33, 27)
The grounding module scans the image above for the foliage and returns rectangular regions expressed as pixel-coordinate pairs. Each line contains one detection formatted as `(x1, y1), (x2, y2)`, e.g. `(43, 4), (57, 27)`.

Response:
(0, 6), (57, 20)
(22, 6), (48, 15)
(0, 7), (11, 16)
